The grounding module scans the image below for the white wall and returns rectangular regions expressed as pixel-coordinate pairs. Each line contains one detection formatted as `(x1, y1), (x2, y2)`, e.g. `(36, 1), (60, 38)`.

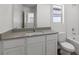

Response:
(0, 4), (13, 34)
(64, 4), (79, 36)
(13, 4), (23, 29)
(51, 4), (79, 34)
(37, 4), (51, 28)
(51, 23), (66, 32)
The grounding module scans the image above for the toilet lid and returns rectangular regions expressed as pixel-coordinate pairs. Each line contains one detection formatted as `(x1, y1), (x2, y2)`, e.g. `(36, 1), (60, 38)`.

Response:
(60, 42), (75, 52)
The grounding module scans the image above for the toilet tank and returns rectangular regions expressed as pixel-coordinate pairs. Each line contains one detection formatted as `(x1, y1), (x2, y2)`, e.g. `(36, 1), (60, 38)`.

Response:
(58, 32), (66, 42)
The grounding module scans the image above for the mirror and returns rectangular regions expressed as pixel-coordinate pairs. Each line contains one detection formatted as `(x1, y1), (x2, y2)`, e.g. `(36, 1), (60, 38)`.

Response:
(13, 4), (37, 30)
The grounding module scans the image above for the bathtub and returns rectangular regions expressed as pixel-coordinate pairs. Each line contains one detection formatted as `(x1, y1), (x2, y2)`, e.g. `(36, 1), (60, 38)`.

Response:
(67, 35), (79, 55)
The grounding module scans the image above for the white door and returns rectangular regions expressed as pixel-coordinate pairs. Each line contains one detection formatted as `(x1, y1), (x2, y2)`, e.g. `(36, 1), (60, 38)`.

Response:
(4, 47), (25, 55)
(25, 36), (45, 55)
(46, 34), (57, 55)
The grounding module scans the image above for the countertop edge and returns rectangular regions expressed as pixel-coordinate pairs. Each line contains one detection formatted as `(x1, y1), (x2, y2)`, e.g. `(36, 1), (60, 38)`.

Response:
(1, 31), (58, 40)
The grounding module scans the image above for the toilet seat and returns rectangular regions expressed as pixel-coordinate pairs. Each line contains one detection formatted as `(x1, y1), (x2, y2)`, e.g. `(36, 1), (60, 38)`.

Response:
(60, 42), (75, 52)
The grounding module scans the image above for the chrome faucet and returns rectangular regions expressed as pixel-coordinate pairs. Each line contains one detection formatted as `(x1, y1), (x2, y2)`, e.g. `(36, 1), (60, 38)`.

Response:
(33, 28), (35, 32)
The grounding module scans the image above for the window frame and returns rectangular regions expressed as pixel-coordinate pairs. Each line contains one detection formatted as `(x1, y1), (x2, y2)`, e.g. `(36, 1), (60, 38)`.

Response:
(52, 4), (64, 24)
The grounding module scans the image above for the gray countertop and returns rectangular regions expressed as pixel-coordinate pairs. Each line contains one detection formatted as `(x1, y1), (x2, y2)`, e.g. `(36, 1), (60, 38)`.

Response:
(1, 30), (58, 40)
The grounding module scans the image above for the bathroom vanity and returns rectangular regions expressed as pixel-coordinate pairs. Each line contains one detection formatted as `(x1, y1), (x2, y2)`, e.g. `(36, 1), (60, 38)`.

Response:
(0, 31), (58, 55)
(0, 4), (58, 55)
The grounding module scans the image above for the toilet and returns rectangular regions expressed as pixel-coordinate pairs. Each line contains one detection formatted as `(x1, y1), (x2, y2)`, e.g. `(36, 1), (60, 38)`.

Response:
(58, 32), (75, 55)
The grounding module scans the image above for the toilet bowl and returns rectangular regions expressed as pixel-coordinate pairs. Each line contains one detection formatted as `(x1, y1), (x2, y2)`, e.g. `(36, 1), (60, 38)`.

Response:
(58, 32), (75, 55)
(60, 42), (75, 54)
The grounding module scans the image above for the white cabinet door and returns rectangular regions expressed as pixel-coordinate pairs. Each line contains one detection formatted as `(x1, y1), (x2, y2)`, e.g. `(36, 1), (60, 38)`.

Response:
(37, 4), (51, 28)
(46, 34), (57, 55)
(3, 38), (25, 49)
(25, 36), (45, 55)
(3, 38), (25, 55)
(4, 46), (25, 55)
(0, 41), (2, 55)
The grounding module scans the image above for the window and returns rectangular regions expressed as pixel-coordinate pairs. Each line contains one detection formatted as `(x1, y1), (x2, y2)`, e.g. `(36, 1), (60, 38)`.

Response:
(52, 4), (64, 23)
(27, 13), (34, 23)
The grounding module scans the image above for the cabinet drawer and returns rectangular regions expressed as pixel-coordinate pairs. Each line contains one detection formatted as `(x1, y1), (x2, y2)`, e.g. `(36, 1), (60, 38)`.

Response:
(3, 38), (25, 49)
(47, 34), (57, 41)
(3, 46), (25, 55)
